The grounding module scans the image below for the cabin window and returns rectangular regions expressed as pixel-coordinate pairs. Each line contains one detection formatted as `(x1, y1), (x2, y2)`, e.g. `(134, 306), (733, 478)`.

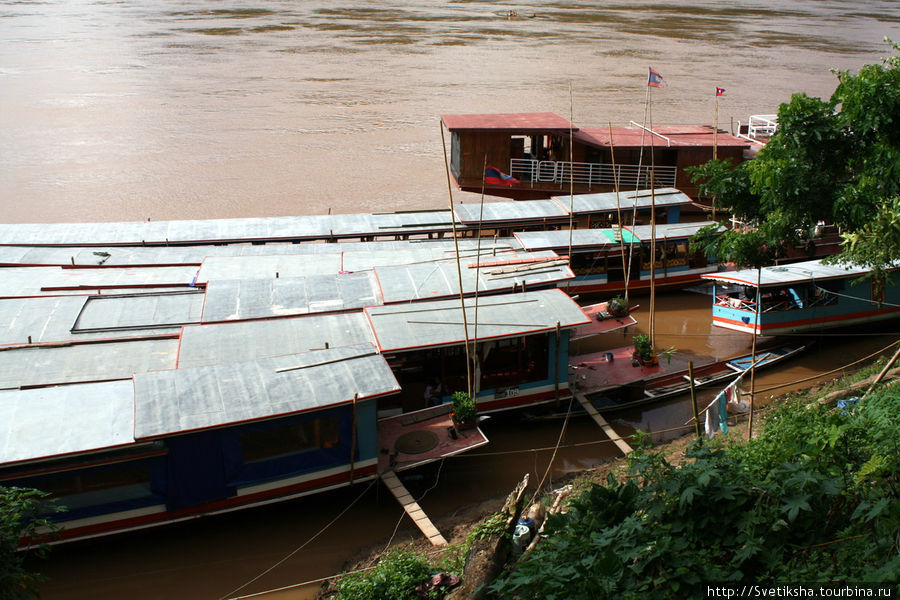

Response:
(241, 417), (340, 463)
(480, 337), (549, 389)
(17, 458), (163, 515)
(570, 252), (605, 275)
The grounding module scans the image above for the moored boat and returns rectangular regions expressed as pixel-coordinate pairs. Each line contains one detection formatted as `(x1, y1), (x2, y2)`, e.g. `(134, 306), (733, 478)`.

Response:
(702, 259), (900, 335)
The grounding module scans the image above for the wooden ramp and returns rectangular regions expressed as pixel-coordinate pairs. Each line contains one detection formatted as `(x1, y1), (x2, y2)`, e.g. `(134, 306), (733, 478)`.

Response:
(381, 470), (447, 546)
(575, 392), (634, 455)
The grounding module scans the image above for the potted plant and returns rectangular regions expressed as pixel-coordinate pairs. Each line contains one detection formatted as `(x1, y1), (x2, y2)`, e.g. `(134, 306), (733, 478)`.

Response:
(631, 334), (658, 367)
(451, 391), (477, 430)
(607, 296), (628, 318)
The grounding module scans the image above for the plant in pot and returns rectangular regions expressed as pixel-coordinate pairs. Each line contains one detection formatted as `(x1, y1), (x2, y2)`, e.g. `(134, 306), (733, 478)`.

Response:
(607, 296), (628, 318)
(451, 391), (478, 430)
(631, 334), (659, 367)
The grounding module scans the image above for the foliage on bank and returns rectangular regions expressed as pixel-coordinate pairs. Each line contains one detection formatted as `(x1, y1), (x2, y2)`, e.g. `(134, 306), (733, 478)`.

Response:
(489, 381), (900, 599)
(689, 38), (900, 269)
(0, 487), (62, 600)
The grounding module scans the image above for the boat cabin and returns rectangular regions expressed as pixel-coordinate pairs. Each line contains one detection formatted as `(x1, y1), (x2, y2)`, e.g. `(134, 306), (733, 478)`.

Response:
(441, 112), (750, 200)
(514, 221), (723, 295)
(703, 259), (900, 335)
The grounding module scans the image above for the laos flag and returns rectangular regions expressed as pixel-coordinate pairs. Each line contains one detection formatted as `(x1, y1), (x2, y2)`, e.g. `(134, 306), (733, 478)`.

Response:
(485, 166), (519, 186)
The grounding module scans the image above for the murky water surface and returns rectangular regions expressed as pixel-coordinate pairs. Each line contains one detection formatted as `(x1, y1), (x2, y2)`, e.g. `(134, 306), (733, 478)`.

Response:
(3, 1), (898, 598)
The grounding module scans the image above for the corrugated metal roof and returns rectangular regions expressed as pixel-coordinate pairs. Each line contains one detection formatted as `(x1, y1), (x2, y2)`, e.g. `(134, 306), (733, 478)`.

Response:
(176, 312), (375, 369)
(0, 338), (179, 389)
(551, 188), (693, 214)
(134, 344), (399, 440)
(196, 254), (344, 283)
(366, 289), (590, 352)
(0, 292), (199, 346)
(374, 251), (572, 303)
(513, 229), (636, 251)
(575, 125), (750, 148)
(0, 210), (458, 247)
(0, 380), (137, 465)
(1, 265), (199, 298)
(453, 200), (570, 225)
(73, 291), (204, 332)
(442, 113), (575, 132)
(702, 259), (878, 288)
(628, 221), (722, 241)
(201, 272), (380, 322)
(0, 239), (518, 268)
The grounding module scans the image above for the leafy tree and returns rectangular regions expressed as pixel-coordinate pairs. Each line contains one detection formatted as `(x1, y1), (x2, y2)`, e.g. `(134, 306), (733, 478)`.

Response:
(490, 382), (900, 599)
(0, 487), (62, 600)
(690, 38), (900, 269)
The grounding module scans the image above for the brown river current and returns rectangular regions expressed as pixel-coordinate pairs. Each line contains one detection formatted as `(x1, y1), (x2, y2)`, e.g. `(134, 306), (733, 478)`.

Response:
(2, 0), (898, 597)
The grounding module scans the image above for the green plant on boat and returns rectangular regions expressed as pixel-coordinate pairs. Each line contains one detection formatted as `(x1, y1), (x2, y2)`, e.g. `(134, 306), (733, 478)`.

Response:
(451, 391), (477, 425)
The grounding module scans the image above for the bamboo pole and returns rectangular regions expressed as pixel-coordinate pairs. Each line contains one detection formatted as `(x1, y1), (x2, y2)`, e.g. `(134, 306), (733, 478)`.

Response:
(747, 267), (762, 441)
(688, 361), (702, 440)
(440, 121), (473, 398)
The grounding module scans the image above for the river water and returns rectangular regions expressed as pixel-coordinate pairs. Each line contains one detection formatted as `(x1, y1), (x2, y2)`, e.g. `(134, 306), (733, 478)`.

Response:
(4, 0), (898, 598)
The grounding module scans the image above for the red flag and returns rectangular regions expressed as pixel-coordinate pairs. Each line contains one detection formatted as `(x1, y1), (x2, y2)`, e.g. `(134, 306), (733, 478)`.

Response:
(716, 87), (726, 96)
(484, 166), (519, 186)
(648, 68), (663, 88)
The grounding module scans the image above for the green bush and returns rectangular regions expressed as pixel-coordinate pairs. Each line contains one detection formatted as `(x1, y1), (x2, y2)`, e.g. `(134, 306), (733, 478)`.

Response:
(490, 381), (900, 599)
(334, 548), (440, 600)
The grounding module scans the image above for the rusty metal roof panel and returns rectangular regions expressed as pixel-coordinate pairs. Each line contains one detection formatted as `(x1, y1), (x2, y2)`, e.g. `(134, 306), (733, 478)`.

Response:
(441, 113), (575, 132)
(575, 125), (750, 148)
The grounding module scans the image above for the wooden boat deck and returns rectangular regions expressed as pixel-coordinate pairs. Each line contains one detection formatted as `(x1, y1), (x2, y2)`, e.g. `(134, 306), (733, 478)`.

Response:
(376, 404), (489, 474)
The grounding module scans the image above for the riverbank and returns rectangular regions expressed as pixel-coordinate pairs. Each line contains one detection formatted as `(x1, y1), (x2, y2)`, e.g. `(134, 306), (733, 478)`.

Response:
(317, 355), (900, 599)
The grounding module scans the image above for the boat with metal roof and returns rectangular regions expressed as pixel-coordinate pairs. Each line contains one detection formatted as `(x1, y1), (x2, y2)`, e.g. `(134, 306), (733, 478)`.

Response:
(441, 112), (750, 201)
(702, 258), (900, 335)
(514, 221), (724, 295)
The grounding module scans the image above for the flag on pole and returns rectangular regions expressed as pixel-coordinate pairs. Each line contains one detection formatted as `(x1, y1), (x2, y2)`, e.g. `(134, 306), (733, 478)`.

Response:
(484, 166), (519, 186)
(648, 68), (663, 88)
(716, 87), (726, 96)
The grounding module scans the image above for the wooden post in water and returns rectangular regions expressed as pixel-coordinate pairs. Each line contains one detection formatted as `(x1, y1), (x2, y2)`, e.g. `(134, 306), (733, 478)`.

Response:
(688, 361), (702, 440)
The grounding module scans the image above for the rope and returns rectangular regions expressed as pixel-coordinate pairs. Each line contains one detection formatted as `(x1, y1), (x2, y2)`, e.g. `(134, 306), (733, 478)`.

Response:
(533, 396), (574, 496)
(218, 478), (377, 600)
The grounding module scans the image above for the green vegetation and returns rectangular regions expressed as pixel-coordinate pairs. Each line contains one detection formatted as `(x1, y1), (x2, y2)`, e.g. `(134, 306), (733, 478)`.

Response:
(451, 391), (477, 425)
(690, 38), (900, 270)
(489, 381), (900, 599)
(334, 548), (442, 600)
(1, 487), (63, 600)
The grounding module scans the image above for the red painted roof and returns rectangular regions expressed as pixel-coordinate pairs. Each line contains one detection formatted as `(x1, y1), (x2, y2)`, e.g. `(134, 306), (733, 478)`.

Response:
(441, 112), (575, 132)
(576, 125), (749, 148)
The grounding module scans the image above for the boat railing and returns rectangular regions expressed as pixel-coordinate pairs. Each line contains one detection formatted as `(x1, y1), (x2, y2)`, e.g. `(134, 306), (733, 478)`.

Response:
(509, 159), (677, 189)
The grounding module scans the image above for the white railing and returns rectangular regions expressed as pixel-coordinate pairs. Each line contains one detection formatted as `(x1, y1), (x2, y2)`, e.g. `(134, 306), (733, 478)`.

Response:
(747, 114), (778, 139)
(508, 159), (677, 189)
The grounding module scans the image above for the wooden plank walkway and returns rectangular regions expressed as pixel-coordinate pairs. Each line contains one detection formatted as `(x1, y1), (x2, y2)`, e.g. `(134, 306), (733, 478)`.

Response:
(380, 470), (447, 546)
(575, 392), (634, 455)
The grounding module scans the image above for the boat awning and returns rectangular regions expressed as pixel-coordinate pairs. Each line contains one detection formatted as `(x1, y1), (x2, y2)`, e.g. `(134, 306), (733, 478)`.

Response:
(133, 344), (399, 440)
(0, 338), (179, 389)
(453, 200), (569, 225)
(575, 125), (750, 148)
(201, 271), (381, 322)
(441, 112), (575, 132)
(514, 229), (636, 251)
(365, 289), (590, 352)
(176, 311), (376, 369)
(374, 251), (573, 303)
(0, 380), (138, 466)
(702, 259), (878, 288)
(551, 188), (693, 214)
(628, 221), (723, 241)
